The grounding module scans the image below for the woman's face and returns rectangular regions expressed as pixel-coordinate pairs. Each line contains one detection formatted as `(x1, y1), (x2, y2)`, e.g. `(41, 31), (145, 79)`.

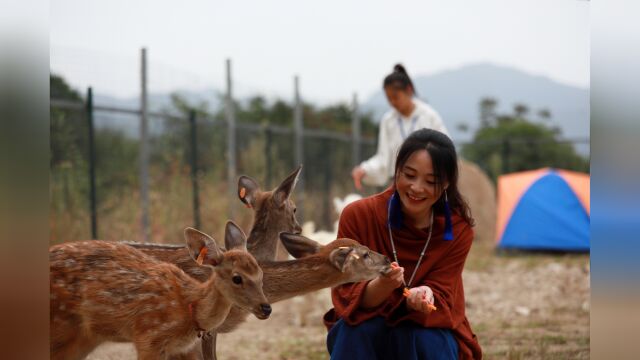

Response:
(395, 149), (447, 223)
(384, 86), (414, 115)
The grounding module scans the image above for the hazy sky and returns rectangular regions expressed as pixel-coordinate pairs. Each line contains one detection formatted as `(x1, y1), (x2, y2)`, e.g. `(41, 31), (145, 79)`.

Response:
(51, 0), (589, 104)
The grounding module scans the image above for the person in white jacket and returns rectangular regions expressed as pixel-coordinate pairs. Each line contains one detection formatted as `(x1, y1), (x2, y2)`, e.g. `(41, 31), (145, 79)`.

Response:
(352, 64), (450, 190)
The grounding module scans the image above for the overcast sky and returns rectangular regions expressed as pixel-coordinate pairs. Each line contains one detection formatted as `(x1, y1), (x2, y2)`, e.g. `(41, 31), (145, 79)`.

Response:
(50, 0), (589, 104)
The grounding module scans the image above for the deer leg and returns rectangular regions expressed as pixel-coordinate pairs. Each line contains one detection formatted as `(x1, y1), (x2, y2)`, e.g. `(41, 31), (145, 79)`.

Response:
(201, 331), (217, 360)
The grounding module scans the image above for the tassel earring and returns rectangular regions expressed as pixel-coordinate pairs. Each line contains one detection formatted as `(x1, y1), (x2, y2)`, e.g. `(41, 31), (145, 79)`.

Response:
(443, 190), (454, 240)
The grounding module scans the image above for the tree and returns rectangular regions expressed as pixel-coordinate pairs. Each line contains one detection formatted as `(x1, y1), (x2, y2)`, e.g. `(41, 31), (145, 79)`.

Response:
(479, 97), (497, 127)
(463, 100), (589, 182)
(513, 103), (529, 118)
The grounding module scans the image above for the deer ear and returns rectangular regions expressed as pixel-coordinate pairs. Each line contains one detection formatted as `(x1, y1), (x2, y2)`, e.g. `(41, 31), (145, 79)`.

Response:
(273, 165), (302, 206)
(224, 221), (247, 251)
(184, 227), (224, 266)
(279, 232), (321, 258)
(329, 247), (358, 273)
(238, 175), (260, 209)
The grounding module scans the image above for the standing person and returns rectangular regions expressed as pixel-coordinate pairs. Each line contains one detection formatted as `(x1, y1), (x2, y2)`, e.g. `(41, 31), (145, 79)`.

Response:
(325, 129), (481, 360)
(352, 64), (450, 190)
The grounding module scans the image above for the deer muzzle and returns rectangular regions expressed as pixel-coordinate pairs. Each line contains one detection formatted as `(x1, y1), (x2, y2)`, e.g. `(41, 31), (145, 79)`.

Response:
(254, 303), (272, 319)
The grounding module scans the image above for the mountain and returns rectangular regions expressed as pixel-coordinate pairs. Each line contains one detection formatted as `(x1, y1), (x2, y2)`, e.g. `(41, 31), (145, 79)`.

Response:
(82, 63), (589, 154)
(361, 63), (590, 148)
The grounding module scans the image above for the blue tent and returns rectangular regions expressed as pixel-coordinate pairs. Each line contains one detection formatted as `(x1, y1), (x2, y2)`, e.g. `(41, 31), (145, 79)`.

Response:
(496, 168), (590, 252)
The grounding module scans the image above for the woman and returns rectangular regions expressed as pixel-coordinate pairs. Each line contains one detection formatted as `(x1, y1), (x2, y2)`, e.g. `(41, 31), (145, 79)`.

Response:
(325, 129), (481, 359)
(351, 64), (449, 190)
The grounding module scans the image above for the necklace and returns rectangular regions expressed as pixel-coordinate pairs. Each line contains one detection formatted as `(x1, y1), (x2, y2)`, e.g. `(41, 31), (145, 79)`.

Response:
(387, 199), (434, 291)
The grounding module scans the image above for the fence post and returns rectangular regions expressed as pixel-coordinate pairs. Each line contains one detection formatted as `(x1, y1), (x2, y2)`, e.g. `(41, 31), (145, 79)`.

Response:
(225, 59), (237, 218)
(264, 125), (272, 189)
(86, 87), (98, 239)
(323, 139), (333, 230)
(189, 111), (201, 229)
(140, 47), (150, 242)
(351, 92), (361, 167)
(293, 75), (305, 220)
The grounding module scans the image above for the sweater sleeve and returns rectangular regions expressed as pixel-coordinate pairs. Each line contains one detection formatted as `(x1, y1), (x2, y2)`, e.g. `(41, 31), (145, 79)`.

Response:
(413, 223), (474, 328)
(360, 114), (393, 186)
(329, 204), (385, 325)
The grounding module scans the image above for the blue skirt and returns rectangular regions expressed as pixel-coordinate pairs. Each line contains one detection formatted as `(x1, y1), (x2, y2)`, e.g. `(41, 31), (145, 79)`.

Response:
(327, 316), (459, 360)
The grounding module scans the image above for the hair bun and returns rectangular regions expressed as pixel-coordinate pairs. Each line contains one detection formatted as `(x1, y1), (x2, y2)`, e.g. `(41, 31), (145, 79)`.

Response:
(393, 64), (407, 74)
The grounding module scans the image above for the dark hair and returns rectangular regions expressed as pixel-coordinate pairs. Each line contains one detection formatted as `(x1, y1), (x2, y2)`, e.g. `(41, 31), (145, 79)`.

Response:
(393, 128), (474, 226)
(383, 64), (417, 95)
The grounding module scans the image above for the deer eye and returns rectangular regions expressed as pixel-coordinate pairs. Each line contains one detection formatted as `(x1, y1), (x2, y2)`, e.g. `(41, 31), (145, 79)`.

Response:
(363, 252), (370, 259)
(232, 275), (243, 285)
(293, 207), (297, 214)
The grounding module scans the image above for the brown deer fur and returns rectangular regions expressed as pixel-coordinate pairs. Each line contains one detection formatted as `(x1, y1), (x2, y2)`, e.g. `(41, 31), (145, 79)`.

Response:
(50, 222), (270, 360)
(128, 166), (302, 360)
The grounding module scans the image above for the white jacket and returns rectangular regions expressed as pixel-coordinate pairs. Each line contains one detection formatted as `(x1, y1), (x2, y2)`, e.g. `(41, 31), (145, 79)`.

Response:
(360, 98), (450, 186)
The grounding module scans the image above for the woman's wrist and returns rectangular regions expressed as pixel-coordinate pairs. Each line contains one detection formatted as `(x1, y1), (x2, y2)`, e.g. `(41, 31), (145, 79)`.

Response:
(361, 277), (399, 309)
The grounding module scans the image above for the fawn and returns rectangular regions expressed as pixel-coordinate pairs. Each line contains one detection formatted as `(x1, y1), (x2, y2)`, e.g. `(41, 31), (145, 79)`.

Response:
(261, 231), (393, 302)
(50, 221), (270, 360)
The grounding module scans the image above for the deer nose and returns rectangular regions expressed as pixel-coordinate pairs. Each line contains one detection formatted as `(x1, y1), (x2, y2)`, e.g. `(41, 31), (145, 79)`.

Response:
(384, 256), (391, 264)
(260, 303), (272, 316)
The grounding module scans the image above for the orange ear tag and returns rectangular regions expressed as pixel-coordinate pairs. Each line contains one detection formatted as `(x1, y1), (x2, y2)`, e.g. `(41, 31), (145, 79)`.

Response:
(240, 187), (252, 208)
(196, 247), (208, 265)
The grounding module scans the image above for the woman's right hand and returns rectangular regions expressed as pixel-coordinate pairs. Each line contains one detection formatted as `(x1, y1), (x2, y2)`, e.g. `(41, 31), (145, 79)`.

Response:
(351, 166), (366, 191)
(377, 261), (404, 290)
(362, 262), (405, 308)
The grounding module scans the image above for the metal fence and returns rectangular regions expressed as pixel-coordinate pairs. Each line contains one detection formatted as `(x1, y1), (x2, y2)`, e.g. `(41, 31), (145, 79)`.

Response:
(50, 47), (589, 244)
(50, 79), (377, 244)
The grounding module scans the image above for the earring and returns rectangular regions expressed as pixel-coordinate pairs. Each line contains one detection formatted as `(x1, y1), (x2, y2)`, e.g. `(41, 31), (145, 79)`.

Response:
(443, 191), (454, 240)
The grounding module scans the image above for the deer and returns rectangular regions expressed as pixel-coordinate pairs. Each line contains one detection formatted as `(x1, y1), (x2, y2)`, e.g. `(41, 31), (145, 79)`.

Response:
(126, 166), (302, 360)
(130, 232), (392, 360)
(261, 231), (393, 302)
(50, 221), (270, 360)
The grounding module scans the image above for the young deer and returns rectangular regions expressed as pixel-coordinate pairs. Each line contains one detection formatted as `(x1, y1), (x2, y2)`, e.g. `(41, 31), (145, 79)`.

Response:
(127, 166), (301, 360)
(50, 222), (270, 360)
(134, 234), (391, 360)
(261, 232), (393, 303)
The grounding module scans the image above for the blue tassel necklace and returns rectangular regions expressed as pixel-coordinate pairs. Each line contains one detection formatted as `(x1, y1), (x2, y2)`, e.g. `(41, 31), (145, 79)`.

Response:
(443, 191), (454, 241)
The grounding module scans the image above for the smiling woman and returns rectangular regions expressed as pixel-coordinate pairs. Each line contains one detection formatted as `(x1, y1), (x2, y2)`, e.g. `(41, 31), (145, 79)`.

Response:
(324, 128), (481, 360)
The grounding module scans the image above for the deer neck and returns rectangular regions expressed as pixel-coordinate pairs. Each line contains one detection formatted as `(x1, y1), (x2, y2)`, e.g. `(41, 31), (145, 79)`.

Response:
(189, 273), (232, 331)
(246, 210), (281, 261)
(259, 257), (345, 303)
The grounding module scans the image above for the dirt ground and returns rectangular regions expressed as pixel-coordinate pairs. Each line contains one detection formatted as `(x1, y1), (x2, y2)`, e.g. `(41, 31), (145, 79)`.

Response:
(87, 238), (590, 360)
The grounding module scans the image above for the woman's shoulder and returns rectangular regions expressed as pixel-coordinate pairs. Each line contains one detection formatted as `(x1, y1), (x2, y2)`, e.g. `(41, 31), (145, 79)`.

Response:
(413, 98), (438, 114)
(451, 212), (475, 244)
(341, 190), (391, 220)
(380, 108), (399, 125)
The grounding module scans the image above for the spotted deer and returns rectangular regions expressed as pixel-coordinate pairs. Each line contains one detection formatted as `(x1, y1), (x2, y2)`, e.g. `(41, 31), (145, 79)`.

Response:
(132, 233), (392, 360)
(50, 222), (270, 360)
(127, 166), (302, 360)
(261, 232), (393, 302)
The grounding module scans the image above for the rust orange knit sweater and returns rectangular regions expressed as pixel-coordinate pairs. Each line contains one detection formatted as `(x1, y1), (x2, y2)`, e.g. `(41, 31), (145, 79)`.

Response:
(323, 187), (482, 360)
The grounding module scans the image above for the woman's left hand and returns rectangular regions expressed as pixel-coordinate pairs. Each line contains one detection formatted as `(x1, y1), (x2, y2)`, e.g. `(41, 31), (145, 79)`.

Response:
(405, 285), (435, 314)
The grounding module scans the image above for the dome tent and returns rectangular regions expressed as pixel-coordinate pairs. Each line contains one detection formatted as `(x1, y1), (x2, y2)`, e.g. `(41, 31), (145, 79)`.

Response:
(496, 168), (590, 252)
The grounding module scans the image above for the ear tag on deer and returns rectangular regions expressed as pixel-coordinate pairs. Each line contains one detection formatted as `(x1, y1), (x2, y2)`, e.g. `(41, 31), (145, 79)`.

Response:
(196, 247), (208, 265)
(239, 187), (252, 208)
